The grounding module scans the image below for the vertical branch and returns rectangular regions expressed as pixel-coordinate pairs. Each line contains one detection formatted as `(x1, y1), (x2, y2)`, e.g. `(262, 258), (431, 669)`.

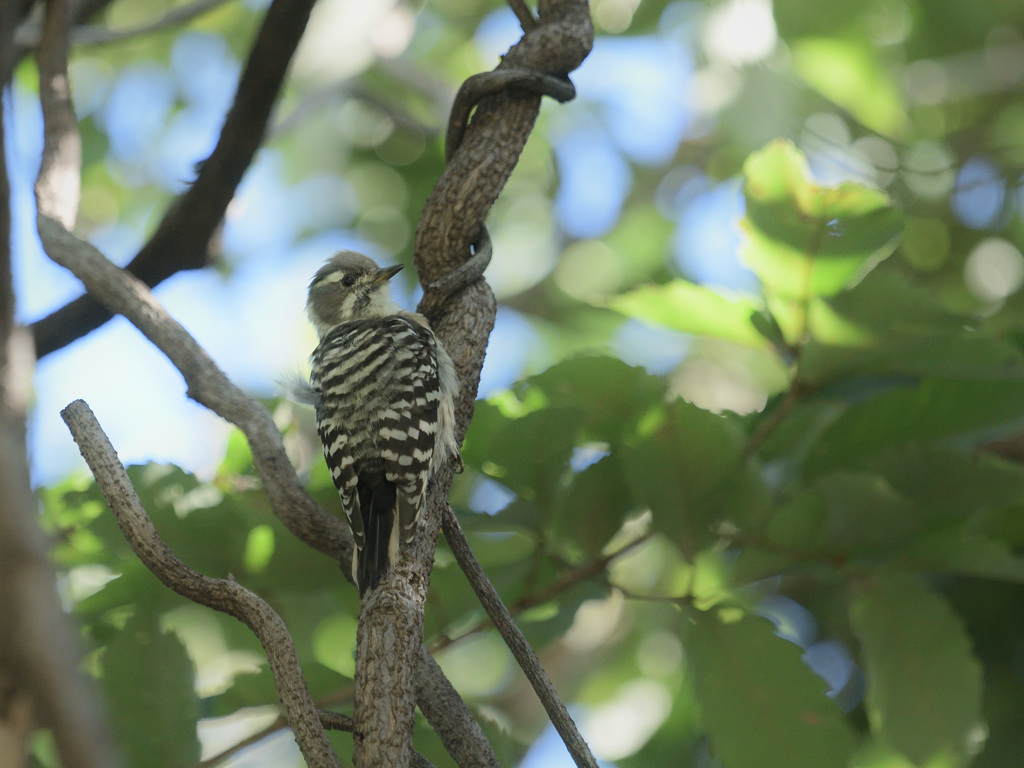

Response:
(0, 2), (121, 767)
(33, 0), (80, 228)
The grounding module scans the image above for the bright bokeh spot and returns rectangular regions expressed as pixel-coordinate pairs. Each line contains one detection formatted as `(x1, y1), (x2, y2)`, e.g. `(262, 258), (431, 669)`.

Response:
(583, 679), (673, 760)
(964, 237), (1024, 302)
(703, 0), (778, 66)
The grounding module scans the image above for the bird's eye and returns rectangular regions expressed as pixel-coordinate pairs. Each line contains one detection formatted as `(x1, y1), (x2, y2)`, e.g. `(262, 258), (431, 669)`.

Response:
(341, 275), (356, 287)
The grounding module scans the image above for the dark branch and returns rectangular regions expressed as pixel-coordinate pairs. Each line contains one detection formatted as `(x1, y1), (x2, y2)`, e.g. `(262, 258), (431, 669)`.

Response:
(31, 0), (316, 358)
(16, 0), (231, 48)
(507, 0), (538, 32)
(445, 68), (575, 161)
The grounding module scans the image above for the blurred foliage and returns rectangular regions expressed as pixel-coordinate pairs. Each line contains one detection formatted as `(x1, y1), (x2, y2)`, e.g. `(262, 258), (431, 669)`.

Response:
(24, 0), (1024, 765)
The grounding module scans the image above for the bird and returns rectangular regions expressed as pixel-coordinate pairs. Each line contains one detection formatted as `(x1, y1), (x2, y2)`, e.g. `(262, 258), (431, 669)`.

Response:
(303, 251), (459, 596)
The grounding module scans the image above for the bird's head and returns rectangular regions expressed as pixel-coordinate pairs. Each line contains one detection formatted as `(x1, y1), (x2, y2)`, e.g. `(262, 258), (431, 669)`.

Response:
(306, 251), (404, 336)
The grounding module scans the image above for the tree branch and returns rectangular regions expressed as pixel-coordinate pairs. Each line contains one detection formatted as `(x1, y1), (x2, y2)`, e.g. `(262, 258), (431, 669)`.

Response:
(38, 220), (502, 767)
(441, 506), (597, 767)
(33, 0), (80, 228)
(31, 0), (317, 358)
(0, 4), (123, 767)
(38, 216), (350, 557)
(16, 0), (232, 49)
(61, 400), (339, 768)
(347, 1), (595, 766)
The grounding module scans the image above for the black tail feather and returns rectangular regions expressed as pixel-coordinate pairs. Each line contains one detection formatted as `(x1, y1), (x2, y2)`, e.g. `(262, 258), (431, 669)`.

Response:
(356, 472), (397, 596)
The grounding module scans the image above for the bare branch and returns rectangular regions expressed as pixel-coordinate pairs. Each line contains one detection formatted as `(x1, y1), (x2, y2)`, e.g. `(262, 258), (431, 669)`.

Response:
(444, 69), (574, 161)
(36, 216), (351, 559)
(16, 0), (232, 49)
(34, 0), (80, 227)
(61, 399), (340, 768)
(507, 0), (538, 32)
(441, 506), (597, 768)
(31, 0), (317, 358)
(38, 218), (502, 766)
(399, 2), (595, 766)
(414, 646), (501, 768)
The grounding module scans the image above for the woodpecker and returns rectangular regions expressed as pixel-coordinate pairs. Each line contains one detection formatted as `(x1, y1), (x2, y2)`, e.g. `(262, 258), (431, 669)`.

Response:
(305, 251), (459, 596)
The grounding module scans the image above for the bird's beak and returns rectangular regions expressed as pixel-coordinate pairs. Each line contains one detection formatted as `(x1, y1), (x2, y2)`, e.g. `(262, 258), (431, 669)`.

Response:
(375, 264), (404, 284)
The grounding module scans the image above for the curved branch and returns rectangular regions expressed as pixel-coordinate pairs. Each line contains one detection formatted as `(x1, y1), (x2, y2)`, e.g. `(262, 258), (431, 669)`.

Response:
(31, 0), (317, 358)
(444, 69), (575, 161)
(34, 0), (80, 228)
(61, 400), (339, 768)
(38, 218), (502, 767)
(351, 1), (595, 767)
(36, 217), (350, 559)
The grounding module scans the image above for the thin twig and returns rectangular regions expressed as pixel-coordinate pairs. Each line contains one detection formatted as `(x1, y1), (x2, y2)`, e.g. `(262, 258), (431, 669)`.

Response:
(506, 0), (538, 32)
(441, 505), (598, 768)
(15, 0), (231, 49)
(434, 533), (652, 654)
(61, 400), (340, 768)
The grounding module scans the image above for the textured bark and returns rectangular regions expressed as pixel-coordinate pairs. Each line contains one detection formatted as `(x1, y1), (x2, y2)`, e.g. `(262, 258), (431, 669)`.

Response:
(414, 646), (501, 768)
(62, 400), (339, 768)
(353, 1), (594, 766)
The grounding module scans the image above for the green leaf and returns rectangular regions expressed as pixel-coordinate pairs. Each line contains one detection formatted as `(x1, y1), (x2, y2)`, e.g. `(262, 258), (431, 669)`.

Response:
(621, 400), (746, 555)
(523, 355), (667, 442)
(551, 455), (633, 558)
(687, 611), (857, 768)
(741, 141), (902, 328)
(797, 267), (1024, 385)
(462, 404), (583, 506)
(808, 378), (1024, 474)
(791, 39), (907, 137)
(850, 571), (985, 766)
(103, 612), (201, 768)
(611, 281), (767, 349)
(904, 535), (1024, 583)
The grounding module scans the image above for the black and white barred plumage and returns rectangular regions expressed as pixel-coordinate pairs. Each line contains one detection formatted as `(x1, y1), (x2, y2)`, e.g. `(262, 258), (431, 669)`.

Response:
(306, 251), (458, 596)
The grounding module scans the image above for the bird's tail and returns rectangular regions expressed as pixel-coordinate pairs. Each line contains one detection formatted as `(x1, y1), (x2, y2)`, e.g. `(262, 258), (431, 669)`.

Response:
(355, 475), (398, 596)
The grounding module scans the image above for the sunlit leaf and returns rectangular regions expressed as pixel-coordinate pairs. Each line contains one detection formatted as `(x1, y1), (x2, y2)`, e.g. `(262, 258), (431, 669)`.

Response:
(687, 611), (857, 768)
(741, 141), (902, 335)
(850, 571), (985, 766)
(612, 280), (767, 348)
(791, 39), (907, 137)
